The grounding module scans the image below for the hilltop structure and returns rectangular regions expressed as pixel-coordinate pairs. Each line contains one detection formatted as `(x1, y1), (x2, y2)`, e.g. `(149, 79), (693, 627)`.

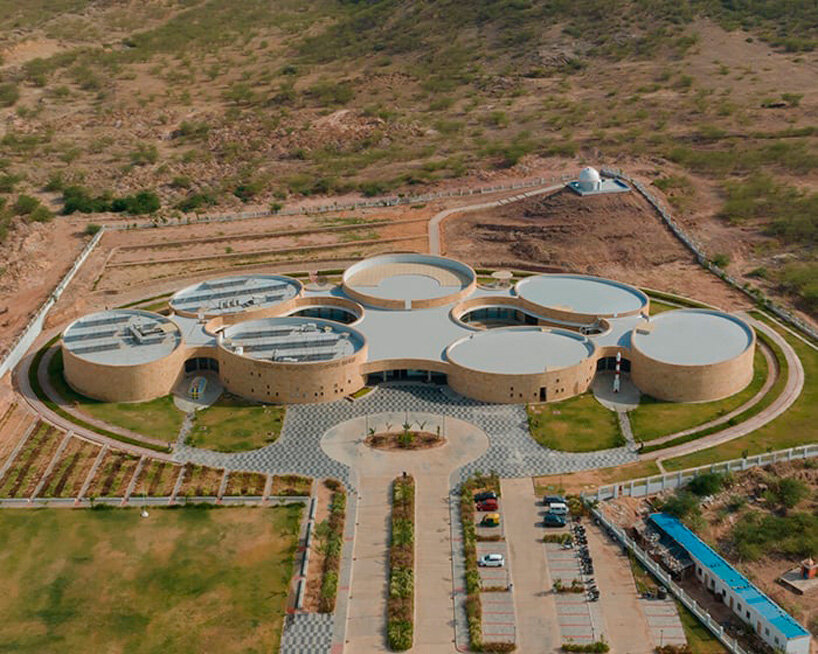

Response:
(568, 166), (631, 196)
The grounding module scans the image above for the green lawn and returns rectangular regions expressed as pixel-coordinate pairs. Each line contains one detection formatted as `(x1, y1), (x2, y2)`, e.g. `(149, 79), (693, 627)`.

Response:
(630, 348), (768, 442)
(677, 601), (729, 654)
(48, 350), (183, 442)
(187, 394), (285, 452)
(0, 505), (302, 653)
(664, 314), (818, 471)
(528, 394), (624, 452)
(648, 299), (680, 315)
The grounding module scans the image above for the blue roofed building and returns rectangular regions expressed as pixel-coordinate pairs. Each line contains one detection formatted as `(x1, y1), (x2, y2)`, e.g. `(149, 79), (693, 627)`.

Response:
(649, 513), (811, 654)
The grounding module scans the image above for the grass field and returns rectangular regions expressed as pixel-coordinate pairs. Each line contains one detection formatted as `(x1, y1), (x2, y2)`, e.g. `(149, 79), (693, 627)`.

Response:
(648, 300), (680, 315)
(630, 348), (768, 442)
(0, 505), (302, 652)
(664, 315), (818, 470)
(528, 394), (624, 452)
(48, 350), (183, 442)
(187, 394), (285, 452)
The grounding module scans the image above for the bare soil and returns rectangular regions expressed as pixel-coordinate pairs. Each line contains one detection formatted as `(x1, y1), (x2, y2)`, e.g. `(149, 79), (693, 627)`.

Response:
(303, 480), (333, 613)
(444, 187), (751, 311)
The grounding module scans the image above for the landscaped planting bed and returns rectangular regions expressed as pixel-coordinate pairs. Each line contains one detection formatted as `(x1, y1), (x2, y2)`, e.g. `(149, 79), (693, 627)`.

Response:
(132, 460), (180, 497)
(459, 472), (515, 652)
(225, 470), (267, 496)
(40, 438), (101, 498)
(317, 479), (346, 613)
(85, 451), (141, 498)
(271, 474), (312, 496)
(387, 475), (415, 651)
(0, 422), (60, 498)
(178, 463), (224, 497)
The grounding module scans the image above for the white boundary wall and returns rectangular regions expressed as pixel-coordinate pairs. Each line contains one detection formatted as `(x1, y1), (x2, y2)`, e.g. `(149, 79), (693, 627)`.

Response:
(584, 444), (818, 502)
(0, 228), (105, 380)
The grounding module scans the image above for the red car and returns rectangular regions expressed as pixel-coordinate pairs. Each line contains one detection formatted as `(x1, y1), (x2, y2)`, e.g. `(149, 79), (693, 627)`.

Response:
(476, 498), (498, 511)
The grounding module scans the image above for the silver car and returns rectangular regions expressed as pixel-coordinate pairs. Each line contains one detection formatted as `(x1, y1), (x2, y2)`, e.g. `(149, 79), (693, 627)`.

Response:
(478, 553), (505, 567)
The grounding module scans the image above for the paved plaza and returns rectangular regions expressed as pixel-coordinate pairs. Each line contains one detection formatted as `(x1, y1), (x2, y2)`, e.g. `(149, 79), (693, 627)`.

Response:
(173, 383), (638, 487)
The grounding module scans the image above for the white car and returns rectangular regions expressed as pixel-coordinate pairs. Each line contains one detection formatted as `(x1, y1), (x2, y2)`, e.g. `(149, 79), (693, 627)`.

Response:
(478, 553), (505, 567)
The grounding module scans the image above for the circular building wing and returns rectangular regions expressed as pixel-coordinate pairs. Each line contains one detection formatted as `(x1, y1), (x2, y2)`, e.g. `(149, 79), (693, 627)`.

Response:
(63, 309), (181, 366)
(342, 253), (476, 309)
(447, 327), (595, 375)
(631, 310), (753, 366)
(170, 274), (302, 317)
(220, 316), (364, 364)
(516, 274), (647, 318)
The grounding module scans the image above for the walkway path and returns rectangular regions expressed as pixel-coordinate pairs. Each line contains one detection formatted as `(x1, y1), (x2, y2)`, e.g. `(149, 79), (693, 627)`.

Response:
(321, 413), (489, 652)
(647, 313), (804, 465)
(427, 184), (563, 255)
(501, 478), (560, 652)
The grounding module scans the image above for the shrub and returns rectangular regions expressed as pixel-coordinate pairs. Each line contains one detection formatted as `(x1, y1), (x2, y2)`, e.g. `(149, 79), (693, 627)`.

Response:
(13, 195), (41, 216)
(84, 223), (102, 236)
(28, 206), (53, 223)
(687, 472), (728, 497)
(659, 491), (700, 521)
(562, 640), (610, 652)
(387, 619), (413, 651)
(176, 192), (217, 212)
(129, 143), (159, 166)
(111, 190), (161, 214)
(0, 83), (19, 107)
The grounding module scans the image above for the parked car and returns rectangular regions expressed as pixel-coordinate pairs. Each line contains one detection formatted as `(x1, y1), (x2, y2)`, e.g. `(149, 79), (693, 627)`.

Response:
(478, 553), (505, 567)
(474, 491), (498, 502)
(543, 494), (565, 505)
(547, 502), (569, 516)
(480, 513), (500, 527)
(476, 498), (498, 511)
(543, 513), (566, 527)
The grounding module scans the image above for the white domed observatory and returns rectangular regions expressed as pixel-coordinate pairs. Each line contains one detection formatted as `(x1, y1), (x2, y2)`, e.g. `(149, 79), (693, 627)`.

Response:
(578, 166), (602, 192)
(568, 166), (630, 196)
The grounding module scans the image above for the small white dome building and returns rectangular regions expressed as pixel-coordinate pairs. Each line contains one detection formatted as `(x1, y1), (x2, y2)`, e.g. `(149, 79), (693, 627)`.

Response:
(568, 166), (630, 196)
(578, 167), (602, 192)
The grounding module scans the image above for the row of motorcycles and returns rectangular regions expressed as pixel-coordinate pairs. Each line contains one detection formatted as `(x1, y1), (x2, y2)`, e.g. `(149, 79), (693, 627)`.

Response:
(572, 520), (599, 602)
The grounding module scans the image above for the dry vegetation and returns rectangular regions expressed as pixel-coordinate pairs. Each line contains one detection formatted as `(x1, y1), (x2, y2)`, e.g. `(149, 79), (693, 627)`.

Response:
(1, 0), (817, 349)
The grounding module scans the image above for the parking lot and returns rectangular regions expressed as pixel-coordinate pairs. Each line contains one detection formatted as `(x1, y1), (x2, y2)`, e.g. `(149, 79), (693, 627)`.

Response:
(481, 478), (688, 653)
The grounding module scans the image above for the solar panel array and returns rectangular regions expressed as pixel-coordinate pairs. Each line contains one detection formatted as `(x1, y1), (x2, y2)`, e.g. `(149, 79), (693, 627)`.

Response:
(171, 277), (299, 314)
(64, 312), (180, 361)
(226, 323), (355, 363)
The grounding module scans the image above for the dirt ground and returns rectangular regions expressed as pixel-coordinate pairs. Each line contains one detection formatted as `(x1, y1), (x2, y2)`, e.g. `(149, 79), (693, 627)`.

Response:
(604, 460), (818, 643)
(444, 185), (750, 310)
(0, 218), (87, 357)
(303, 480), (332, 612)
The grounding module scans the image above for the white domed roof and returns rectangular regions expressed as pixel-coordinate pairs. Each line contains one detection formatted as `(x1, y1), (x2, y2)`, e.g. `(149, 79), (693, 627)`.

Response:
(578, 167), (601, 184)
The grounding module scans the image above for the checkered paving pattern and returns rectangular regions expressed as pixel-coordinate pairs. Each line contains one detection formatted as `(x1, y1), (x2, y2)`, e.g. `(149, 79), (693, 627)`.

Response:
(279, 613), (334, 654)
(173, 384), (637, 490)
(641, 599), (687, 646)
(545, 544), (605, 643)
(481, 591), (516, 644)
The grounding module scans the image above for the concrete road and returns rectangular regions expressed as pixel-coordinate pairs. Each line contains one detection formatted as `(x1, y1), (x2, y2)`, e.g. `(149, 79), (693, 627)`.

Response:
(322, 412), (489, 652)
(585, 522), (655, 653)
(500, 477), (560, 653)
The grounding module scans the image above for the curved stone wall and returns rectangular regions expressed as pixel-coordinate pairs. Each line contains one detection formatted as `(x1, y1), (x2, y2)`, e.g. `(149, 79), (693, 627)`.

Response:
(62, 343), (188, 403)
(630, 343), (755, 403)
